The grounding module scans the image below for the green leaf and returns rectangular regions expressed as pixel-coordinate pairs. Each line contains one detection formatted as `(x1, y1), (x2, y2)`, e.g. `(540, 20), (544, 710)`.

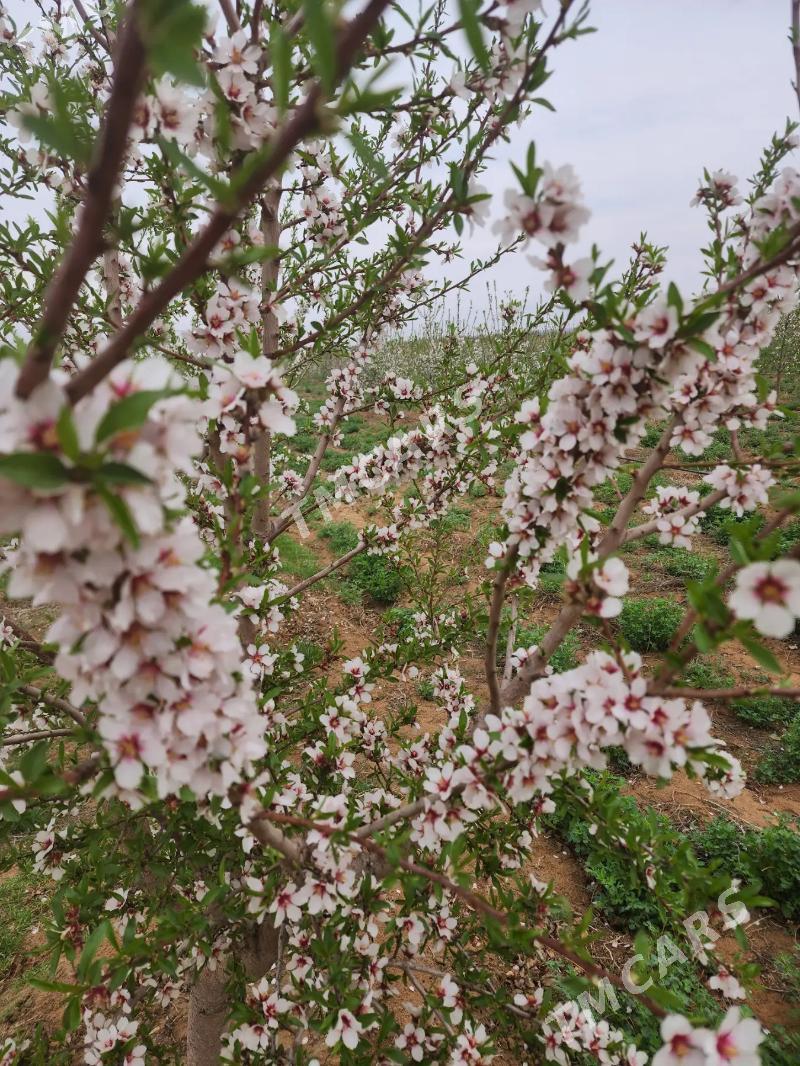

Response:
(271, 24), (291, 114)
(303, 0), (337, 92)
(28, 977), (85, 995)
(666, 281), (683, 312)
(62, 995), (81, 1032)
(457, 0), (490, 71)
(77, 919), (117, 981)
(348, 126), (387, 179)
(158, 136), (226, 198)
(687, 337), (716, 361)
(740, 634), (782, 674)
(56, 406), (80, 463)
(0, 451), (70, 489)
(338, 87), (402, 116)
(94, 462), (153, 487)
(141, 0), (207, 86)
(215, 244), (280, 275)
(20, 741), (50, 783)
(22, 112), (92, 165)
(95, 389), (172, 444)
(96, 485), (140, 547)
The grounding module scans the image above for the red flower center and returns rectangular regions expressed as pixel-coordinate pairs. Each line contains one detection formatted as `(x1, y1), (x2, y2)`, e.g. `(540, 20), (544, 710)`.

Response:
(754, 574), (788, 605)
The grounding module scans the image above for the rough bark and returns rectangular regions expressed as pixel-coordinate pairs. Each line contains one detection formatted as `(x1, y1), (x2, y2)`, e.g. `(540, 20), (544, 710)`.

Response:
(252, 184), (282, 539)
(186, 924), (279, 1066)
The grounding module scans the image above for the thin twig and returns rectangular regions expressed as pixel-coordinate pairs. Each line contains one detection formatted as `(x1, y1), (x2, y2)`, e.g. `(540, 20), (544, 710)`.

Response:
(1, 727), (74, 748)
(65, 0), (395, 405)
(16, 0), (147, 397)
(19, 684), (87, 728)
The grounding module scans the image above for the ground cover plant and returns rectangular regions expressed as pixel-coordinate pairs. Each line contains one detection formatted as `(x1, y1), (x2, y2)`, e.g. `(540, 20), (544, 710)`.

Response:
(0, 1), (799, 1065)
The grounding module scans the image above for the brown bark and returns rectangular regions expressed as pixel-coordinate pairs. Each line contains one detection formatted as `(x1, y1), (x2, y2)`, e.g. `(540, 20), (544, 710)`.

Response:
(252, 186), (282, 539)
(64, 0), (394, 405)
(16, 1), (147, 397)
(186, 924), (279, 1066)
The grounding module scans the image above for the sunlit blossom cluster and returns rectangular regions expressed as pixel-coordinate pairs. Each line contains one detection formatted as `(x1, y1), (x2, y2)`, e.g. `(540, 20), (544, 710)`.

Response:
(0, 359), (266, 799)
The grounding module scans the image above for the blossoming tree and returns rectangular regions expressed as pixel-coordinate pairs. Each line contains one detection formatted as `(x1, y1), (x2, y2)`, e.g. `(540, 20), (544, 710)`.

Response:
(0, 0), (799, 1063)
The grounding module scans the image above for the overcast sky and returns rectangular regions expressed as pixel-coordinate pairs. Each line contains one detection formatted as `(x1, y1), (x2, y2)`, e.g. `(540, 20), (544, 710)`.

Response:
(462, 1), (799, 314)
(2, 1), (797, 322)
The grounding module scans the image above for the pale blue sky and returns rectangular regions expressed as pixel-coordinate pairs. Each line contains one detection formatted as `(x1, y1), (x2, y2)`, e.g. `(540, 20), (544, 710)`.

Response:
(1, 1), (796, 318)
(465, 1), (799, 312)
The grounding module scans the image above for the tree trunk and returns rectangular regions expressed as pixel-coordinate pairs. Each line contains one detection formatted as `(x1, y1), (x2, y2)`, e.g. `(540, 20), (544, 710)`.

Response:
(252, 183), (282, 539)
(186, 924), (279, 1065)
(186, 963), (230, 1066)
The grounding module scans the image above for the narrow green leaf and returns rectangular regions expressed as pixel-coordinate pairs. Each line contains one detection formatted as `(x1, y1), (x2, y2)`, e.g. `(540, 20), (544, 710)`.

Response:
(303, 0), (337, 92)
(22, 113), (92, 165)
(96, 485), (141, 547)
(158, 136), (226, 198)
(95, 389), (171, 444)
(348, 126), (387, 178)
(94, 462), (153, 487)
(740, 634), (782, 674)
(56, 406), (81, 463)
(141, 0), (207, 86)
(20, 741), (50, 783)
(77, 920), (117, 981)
(457, 0), (489, 71)
(0, 451), (70, 489)
(28, 977), (85, 995)
(271, 24), (291, 114)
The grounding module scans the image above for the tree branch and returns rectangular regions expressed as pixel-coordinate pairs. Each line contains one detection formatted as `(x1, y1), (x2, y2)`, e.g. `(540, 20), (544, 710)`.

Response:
(621, 487), (727, 545)
(19, 684), (87, 728)
(64, 0), (394, 405)
(16, 0), (147, 397)
(1, 727), (74, 748)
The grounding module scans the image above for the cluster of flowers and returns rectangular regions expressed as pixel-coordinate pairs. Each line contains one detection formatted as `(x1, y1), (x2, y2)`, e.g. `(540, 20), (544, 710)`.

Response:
(219, 976), (291, 1057)
(32, 817), (67, 880)
(0, 358), (267, 800)
(300, 185), (347, 245)
(652, 1008), (763, 1066)
(7, 79), (82, 196)
(690, 169), (744, 210)
(133, 29), (277, 156)
(539, 999), (645, 1066)
(0, 1039), (28, 1066)
(406, 649), (742, 858)
(642, 485), (705, 549)
(495, 162), (591, 291)
(703, 464), (774, 518)
(188, 278), (261, 361)
(668, 173), (800, 457)
(332, 365), (502, 530)
(313, 338), (371, 437)
(209, 348), (299, 456)
(489, 161), (796, 600)
(81, 986), (144, 1066)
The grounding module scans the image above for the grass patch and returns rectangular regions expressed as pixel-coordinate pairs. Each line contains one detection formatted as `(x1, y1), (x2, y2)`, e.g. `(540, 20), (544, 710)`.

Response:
(644, 545), (714, 581)
(593, 472), (633, 505)
(732, 694), (798, 729)
(689, 815), (800, 921)
(319, 521), (360, 555)
(434, 507), (471, 534)
(619, 597), (683, 652)
(348, 553), (405, 604)
(680, 657), (734, 690)
(0, 867), (48, 982)
(275, 536), (319, 580)
(500, 622), (579, 673)
(756, 716), (800, 784)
